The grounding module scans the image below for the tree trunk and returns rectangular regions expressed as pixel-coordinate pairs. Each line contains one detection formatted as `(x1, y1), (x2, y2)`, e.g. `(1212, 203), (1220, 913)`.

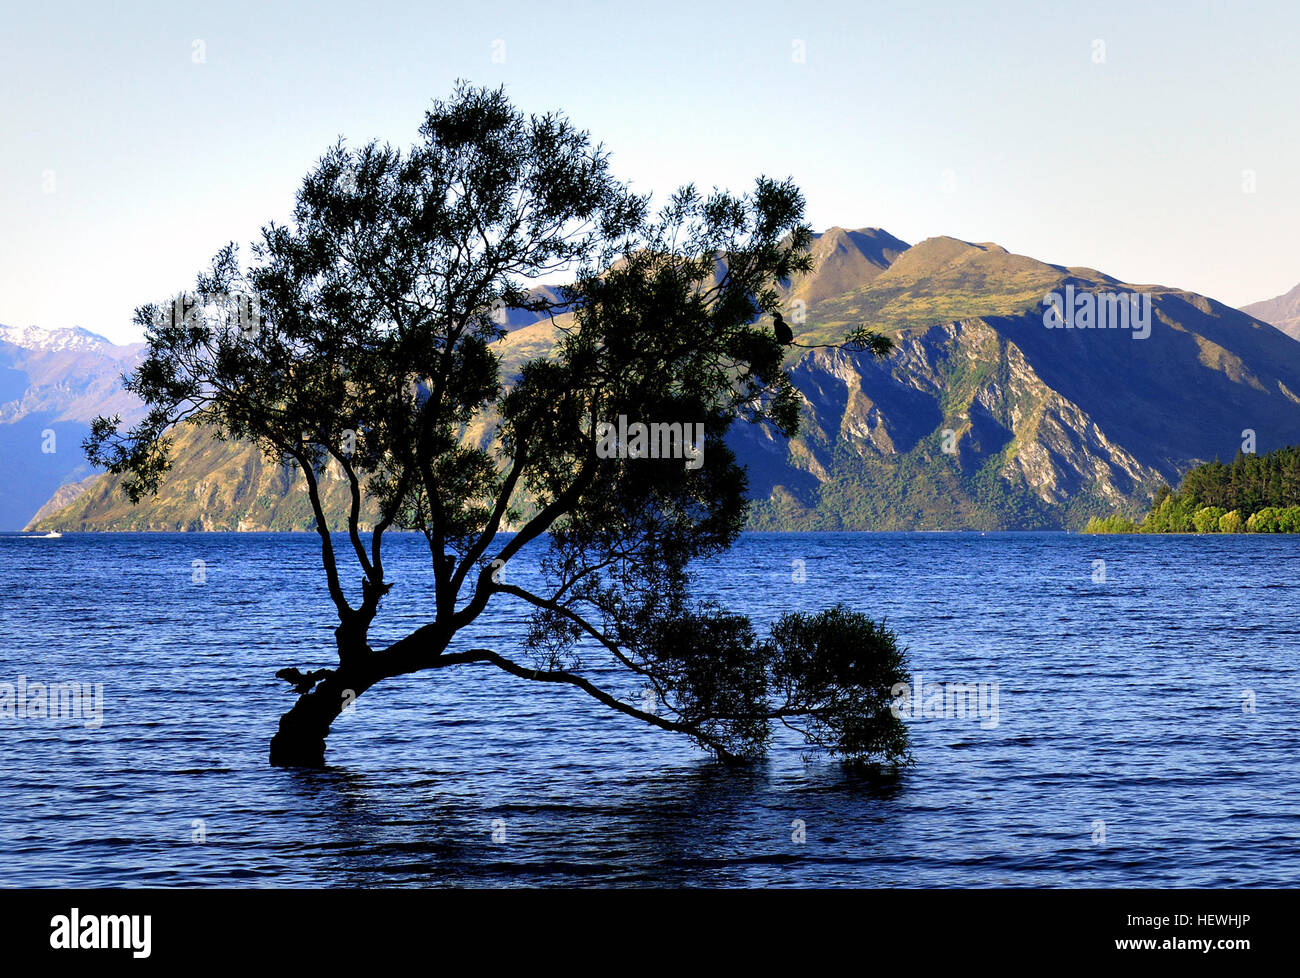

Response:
(269, 667), (374, 767)
(268, 626), (449, 767)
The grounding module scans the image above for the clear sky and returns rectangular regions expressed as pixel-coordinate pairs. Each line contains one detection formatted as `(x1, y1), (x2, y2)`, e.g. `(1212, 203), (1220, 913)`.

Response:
(3, 0), (1298, 344)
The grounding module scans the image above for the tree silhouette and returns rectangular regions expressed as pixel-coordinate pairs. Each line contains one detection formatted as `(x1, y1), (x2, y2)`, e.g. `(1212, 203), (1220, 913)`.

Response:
(86, 84), (907, 769)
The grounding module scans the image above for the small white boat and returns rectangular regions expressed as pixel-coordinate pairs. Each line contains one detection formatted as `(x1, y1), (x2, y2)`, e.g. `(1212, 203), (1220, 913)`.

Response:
(38, 531), (62, 538)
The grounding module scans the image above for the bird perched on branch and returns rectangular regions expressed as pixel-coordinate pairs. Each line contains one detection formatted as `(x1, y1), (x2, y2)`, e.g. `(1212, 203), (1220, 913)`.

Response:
(772, 312), (793, 346)
(275, 667), (332, 695)
(770, 319), (895, 357)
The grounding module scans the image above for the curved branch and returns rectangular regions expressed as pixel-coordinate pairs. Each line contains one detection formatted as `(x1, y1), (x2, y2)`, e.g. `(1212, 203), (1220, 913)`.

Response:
(492, 582), (672, 707)
(456, 647), (741, 764)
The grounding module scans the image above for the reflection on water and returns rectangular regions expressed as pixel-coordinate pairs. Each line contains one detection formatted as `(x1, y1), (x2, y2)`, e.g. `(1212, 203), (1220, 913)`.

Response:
(273, 756), (907, 886)
(1, 531), (1298, 886)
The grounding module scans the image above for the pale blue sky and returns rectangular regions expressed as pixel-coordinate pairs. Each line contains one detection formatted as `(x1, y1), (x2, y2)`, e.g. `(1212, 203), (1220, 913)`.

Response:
(3, 0), (1298, 344)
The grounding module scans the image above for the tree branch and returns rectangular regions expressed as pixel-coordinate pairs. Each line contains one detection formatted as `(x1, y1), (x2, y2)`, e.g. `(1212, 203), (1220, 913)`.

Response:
(456, 647), (741, 764)
(292, 446), (352, 621)
(326, 444), (376, 583)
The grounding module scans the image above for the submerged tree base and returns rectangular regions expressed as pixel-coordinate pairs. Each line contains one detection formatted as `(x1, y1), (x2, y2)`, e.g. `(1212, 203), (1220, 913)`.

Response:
(268, 666), (360, 767)
(268, 727), (329, 767)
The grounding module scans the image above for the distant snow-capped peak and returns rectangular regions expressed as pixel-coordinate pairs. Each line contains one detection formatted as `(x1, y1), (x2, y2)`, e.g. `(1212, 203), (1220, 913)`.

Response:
(0, 323), (119, 354)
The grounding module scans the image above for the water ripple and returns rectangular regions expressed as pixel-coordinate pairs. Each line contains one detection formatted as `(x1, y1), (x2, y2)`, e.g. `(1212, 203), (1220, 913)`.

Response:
(1, 530), (1298, 886)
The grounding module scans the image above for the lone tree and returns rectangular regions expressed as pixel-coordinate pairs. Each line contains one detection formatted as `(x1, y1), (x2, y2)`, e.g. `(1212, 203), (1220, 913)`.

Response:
(88, 84), (909, 769)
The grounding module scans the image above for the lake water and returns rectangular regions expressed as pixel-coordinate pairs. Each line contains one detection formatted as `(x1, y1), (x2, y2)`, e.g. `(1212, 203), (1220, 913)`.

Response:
(1, 531), (1297, 887)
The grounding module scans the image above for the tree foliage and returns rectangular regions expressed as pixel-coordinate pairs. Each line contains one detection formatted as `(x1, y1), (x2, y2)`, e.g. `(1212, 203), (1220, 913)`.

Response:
(1083, 446), (1300, 533)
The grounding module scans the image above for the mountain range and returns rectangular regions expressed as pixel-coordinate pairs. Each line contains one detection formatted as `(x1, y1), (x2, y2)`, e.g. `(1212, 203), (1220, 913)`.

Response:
(0, 324), (146, 530)
(15, 231), (1300, 532)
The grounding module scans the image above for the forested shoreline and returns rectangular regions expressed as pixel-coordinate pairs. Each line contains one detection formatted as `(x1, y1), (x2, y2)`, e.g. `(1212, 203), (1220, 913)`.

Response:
(1084, 446), (1300, 534)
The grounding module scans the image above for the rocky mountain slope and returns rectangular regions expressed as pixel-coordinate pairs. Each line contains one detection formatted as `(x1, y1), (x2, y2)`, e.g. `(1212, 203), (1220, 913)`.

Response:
(742, 235), (1300, 528)
(30, 428), (375, 531)
(1242, 283), (1300, 341)
(27, 228), (1300, 531)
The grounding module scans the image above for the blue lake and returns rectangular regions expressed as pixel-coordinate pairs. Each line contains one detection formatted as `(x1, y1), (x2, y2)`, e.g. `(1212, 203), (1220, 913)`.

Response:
(0, 531), (1297, 887)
